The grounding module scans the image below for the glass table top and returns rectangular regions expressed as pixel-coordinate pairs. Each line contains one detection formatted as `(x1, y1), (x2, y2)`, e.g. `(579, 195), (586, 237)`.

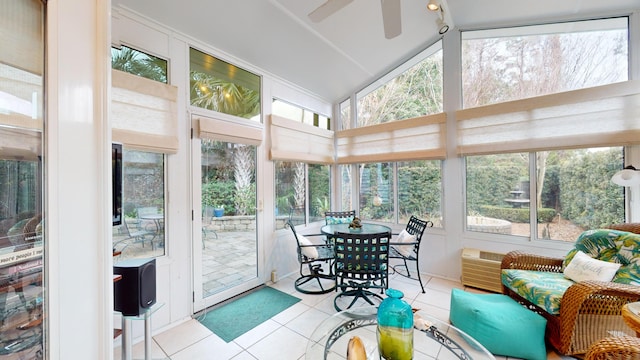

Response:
(306, 306), (495, 359)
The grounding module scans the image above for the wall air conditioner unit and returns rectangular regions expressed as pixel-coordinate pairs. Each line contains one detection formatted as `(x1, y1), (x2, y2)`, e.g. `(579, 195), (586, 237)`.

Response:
(461, 248), (505, 293)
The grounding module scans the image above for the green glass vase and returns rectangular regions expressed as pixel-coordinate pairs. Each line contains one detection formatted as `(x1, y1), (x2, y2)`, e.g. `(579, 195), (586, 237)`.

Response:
(377, 289), (413, 360)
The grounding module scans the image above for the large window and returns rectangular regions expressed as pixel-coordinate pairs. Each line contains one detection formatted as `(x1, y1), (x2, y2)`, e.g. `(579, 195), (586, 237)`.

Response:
(462, 17), (628, 108)
(274, 161), (330, 228)
(272, 99), (330, 130)
(349, 161), (443, 227)
(461, 18), (630, 242)
(0, 0), (45, 356)
(113, 150), (166, 259)
(189, 47), (261, 121)
(356, 43), (443, 127)
(111, 45), (168, 83)
(466, 147), (625, 242)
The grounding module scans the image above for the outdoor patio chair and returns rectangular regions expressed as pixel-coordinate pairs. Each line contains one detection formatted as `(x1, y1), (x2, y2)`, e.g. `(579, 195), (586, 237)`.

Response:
(389, 215), (433, 293)
(286, 220), (336, 295)
(333, 230), (390, 311)
(114, 219), (156, 253)
(324, 210), (356, 225)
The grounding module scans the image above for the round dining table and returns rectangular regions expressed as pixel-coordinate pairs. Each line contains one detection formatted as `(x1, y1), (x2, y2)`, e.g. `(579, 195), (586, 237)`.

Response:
(321, 223), (392, 237)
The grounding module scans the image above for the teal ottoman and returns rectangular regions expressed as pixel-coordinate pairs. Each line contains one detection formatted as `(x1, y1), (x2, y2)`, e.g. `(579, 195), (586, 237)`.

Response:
(449, 289), (547, 360)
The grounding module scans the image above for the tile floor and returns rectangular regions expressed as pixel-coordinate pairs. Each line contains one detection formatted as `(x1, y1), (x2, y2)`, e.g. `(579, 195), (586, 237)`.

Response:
(115, 272), (578, 360)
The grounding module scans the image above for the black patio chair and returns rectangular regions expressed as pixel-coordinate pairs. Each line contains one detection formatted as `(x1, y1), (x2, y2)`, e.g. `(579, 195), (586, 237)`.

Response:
(286, 220), (336, 295)
(324, 210), (356, 224)
(333, 230), (390, 311)
(389, 215), (432, 293)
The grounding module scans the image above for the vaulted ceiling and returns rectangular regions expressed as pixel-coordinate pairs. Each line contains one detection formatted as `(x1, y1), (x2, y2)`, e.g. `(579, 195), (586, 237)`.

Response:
(112, 0), (639, 103)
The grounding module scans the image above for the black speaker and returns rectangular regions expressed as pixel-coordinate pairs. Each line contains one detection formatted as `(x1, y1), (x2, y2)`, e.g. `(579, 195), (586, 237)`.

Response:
(114, 258), (156, 316)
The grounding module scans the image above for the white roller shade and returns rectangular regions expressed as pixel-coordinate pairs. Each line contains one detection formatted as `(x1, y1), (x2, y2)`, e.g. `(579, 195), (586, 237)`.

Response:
(195, 116), (263, 146)
(111, 69), (179, 153)
(0, 0), (43, 76)
(456, 81), (640, 155)
(336, 113), (446, 164)
(269, 115), (334, 164)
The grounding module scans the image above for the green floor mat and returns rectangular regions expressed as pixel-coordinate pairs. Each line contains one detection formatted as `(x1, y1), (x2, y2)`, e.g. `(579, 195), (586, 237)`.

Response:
(197, 286), (301, 342)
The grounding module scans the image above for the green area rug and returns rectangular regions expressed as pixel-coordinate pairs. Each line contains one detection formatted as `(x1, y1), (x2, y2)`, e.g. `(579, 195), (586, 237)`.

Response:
(198, 286), (300, 342)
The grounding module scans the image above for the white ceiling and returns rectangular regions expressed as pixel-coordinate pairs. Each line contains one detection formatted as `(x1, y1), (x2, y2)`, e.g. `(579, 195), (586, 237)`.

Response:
(112, 0), (639, 103)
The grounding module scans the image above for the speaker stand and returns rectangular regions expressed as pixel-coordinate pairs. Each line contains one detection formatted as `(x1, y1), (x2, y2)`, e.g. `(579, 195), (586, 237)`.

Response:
(120, 303), (163, 360)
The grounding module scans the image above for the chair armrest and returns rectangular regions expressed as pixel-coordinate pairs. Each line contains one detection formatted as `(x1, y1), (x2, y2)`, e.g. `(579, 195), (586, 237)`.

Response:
(560, 280), (640, 336)
(501, 250), (564, 273)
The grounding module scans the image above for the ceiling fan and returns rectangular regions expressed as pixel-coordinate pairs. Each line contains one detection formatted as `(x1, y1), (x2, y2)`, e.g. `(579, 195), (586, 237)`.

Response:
(308, 0), (402, 39)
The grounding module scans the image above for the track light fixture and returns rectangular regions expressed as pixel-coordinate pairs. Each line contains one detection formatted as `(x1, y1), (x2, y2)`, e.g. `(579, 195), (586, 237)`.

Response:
(427, 0), (440, 12)
(437, 16), (449, 34)
(435, 8), (449, 34)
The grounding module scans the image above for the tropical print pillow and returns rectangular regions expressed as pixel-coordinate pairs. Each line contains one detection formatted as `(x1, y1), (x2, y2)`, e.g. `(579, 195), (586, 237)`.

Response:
(326, 216), (354, 225)
(563, 229), (640, 285)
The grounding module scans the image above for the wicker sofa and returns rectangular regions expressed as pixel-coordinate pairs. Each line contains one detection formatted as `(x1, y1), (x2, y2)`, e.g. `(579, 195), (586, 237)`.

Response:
(501, 227), (640, 355)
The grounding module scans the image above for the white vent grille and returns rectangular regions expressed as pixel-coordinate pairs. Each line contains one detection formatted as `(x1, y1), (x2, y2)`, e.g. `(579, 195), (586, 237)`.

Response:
(461, 248), (505, 293)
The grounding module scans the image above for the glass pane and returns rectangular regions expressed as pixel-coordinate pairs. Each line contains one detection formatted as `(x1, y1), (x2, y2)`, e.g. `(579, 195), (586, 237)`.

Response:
(308, 164), (330, 223)
(339, 100), (351, 130)
(189, 48), (261, 121)
(113, 150), (165, 259)
(274, 161), (304, 228)
(466, 154), (530, 237)
(359, 163), (394, 222)
(0, 1), (44, 356)
(357, 45), (443, 127)
(201, 140), (257, 296)
(462, 17), (628, 108)
(398, 160), (442, 227)
(111, 45), (168, 83)
(538, 147), (624, 241)
(340, 165), (353, 212)
(272, 99), (330, 130)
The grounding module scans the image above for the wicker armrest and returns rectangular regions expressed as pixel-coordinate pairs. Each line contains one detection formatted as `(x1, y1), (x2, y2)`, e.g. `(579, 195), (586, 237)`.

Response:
(559, 281), (640, 343)
(501, 250), (564, 272)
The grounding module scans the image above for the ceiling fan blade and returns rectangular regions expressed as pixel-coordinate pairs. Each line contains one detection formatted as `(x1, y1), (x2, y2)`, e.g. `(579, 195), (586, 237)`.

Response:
(308, 0), (354, 23)
(381, 0), (401, 39)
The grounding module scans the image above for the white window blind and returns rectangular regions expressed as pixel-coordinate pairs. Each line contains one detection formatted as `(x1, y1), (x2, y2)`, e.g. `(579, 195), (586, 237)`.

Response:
(111, 69), (179, 153)
(456, 81), (640, 155)
(195, 116), (263, 146)
(336, 113), (447, 164)
(269, 115), (334, 164)
(0, 0), (43, 77)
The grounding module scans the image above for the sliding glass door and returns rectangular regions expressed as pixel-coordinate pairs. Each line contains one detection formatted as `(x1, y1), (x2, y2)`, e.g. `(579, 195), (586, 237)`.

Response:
(193, 137), (261, 311)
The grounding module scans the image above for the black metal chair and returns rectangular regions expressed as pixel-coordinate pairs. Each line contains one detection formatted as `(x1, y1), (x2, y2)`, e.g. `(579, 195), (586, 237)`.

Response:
(333, 230), (390, 311)
(286, 220), (336, 295)
(389, 215), (432, 293)
(324, 210), (356, 224)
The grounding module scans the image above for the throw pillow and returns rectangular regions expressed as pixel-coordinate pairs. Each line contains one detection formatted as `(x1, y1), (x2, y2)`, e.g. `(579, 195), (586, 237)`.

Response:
(563, 250), (621, 282)
(449, 289), (547, 360)
(326, 216), (354, 225)
(297, 234), (319, 259)
(393, 230), (416, 257)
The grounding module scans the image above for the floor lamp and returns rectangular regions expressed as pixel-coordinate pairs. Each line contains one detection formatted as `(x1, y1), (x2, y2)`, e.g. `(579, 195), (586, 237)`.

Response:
(611, 165), (640, 223)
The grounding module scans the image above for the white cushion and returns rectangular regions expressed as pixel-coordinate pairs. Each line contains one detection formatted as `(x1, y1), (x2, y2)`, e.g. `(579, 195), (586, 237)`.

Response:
(563, 250), (621, 283)
(298, 234), (319, 259)
(393, 230), (417, 257)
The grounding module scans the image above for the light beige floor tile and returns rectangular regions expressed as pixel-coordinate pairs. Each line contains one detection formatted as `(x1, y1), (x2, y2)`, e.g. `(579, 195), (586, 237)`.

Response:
(246, 326), (307, 360)
(113, 337), (168, 360)
(170, 334), (243, 360)
(285, 307), (333, 338)
(415, 287), (452, 311)
(232, 319), (281, 349)
(152, 319), (212, 356)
